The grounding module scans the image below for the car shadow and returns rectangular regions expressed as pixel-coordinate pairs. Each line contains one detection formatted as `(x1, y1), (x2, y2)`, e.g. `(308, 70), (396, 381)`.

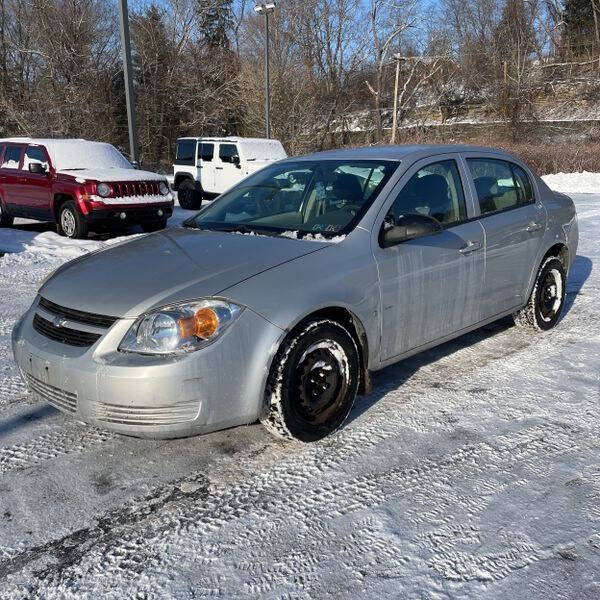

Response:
(346, 254), (592, 427)
(563, 255), (592, 316)
(0, 404), (58, 439)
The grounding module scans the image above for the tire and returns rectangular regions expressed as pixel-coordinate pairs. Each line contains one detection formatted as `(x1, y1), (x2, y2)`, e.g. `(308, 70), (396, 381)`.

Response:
(513, 256), (566, 331)
(177, 179), (202, 210)
(0, 200), (14, 227)
(141, 218), (168, 233)
(261, 319), (360, 442)
(57, 201), (88, 239)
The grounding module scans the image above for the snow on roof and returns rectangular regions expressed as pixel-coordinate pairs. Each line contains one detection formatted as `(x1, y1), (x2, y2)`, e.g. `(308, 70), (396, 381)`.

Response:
(0, 138), (132, 171)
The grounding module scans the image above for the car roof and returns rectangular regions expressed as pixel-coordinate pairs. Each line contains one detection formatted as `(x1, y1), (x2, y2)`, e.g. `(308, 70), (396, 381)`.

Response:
(286, 144), (515, 163)
(0, 137), (100, 147)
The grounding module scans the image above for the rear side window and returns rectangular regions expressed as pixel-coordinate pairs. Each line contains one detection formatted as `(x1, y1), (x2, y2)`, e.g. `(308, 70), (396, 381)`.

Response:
(219, 144), (239, 163)
(199, 143), (214, 162)
(175, 140), (196, 165)
(512, 164), (534, 204)
(467, 158), (530, 215)
(389, 159), (467, 227)
(1, 145), (23, 169)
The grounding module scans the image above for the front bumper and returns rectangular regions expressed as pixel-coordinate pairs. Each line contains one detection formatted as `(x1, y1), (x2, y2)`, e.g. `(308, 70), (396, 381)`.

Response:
(12, 298), (284, 439)
(85, 203), (173, 227)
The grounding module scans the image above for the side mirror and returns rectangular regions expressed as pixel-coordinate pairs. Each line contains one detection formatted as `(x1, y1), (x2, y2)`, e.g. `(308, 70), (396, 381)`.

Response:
(131, 160), (140, 170)
(29, 162), (47, 175)
(232, 155), (241, 168)
(379, 213), (442, 248)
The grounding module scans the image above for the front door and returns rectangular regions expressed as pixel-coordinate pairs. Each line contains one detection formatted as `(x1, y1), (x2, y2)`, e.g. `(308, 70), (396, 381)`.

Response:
(373, 156), (485, 361)
(15, 144), (53, 219)
(214, 143), (241, 194)
(464, 156), (546, 318)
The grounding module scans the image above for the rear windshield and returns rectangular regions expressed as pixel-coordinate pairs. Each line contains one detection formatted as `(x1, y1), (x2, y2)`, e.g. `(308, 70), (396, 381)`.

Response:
(188, 159), (398, 238)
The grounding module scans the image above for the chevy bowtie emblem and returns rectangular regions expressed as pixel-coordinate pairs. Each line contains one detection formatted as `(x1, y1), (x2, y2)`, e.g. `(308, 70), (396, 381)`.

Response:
(52, 316), (68, 328)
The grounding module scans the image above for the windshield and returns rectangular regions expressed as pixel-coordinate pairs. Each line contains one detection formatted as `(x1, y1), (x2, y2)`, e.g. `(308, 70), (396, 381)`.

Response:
(51, 142), (133, 171)
(188, 159), (398, 237)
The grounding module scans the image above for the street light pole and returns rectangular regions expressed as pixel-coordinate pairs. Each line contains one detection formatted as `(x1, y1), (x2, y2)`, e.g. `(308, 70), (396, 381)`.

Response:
(118, 0), (139, 164)
(255, 2), (276, 139)
(264, 10), (271, 139)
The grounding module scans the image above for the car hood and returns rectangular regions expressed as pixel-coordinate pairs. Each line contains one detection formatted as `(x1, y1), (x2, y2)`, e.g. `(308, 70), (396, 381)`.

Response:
(57, 167), (166, 183)
(39, 228), (329, 318)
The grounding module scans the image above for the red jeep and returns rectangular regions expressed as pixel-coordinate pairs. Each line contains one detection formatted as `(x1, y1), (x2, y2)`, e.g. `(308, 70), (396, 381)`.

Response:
(0, 138), (173, 239)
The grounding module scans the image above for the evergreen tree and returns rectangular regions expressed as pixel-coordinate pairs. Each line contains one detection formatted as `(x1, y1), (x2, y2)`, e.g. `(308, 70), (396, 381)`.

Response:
(196, 0), (234, 49)
(563, 0), (598, 57)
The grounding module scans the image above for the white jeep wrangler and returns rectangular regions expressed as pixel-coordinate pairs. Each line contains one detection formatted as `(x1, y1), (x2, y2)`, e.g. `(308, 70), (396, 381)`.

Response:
(173, 137), (287, 210)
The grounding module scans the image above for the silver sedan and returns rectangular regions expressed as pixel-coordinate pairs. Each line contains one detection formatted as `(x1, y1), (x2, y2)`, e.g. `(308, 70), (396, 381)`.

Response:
(12, 145), (578, 441)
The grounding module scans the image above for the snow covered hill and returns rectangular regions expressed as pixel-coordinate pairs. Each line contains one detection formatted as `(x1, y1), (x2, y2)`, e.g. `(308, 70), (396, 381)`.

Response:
(0, 181), (598, 598)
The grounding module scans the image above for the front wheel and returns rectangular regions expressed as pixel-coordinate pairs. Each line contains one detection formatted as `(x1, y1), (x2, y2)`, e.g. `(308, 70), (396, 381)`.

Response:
(261, 319), (360, 442)
(513, 256), (566, 330)
(177, 179), (202, 210)
(57, 201), (88, 239)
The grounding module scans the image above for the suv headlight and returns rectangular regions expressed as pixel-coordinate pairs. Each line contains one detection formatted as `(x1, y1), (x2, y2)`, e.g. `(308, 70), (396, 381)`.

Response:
(159, 181), (169, 195)
(97, 182), (111, 197)
(119, 299), (243, 355)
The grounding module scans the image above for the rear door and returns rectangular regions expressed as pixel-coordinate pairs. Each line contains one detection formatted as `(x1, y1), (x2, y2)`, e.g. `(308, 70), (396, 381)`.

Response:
(463, 155), (546, 318)
(197, 142), (215, 193)
(0, 144), (25, 215)
(373, 155), (485, 361)
(214, 143), (241, 194)
(16, 144), (53, 219)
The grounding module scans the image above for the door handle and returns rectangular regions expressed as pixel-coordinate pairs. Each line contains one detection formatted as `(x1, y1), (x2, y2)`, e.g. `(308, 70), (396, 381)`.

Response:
(459, 240), (482, 254)
(526, 221), (543, 232)
(215, 166), (224, 170)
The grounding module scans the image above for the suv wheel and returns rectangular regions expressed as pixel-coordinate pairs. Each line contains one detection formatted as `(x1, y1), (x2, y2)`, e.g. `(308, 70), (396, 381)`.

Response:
(261, 319), (360, 442)
(0, 201), (14, 227)
(178, 179), (202, 210)
(58, 201), (88, 240)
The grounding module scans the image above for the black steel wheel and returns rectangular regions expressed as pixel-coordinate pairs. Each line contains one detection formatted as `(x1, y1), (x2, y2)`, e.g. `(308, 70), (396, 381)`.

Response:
(0, 200), (14, 227)
(261, 319), (360, 442)
(513, 256), (566, 331)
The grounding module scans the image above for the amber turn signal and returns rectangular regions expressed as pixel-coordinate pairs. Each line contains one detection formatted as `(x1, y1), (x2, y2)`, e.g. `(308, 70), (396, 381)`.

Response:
(178, 307), (219, 340)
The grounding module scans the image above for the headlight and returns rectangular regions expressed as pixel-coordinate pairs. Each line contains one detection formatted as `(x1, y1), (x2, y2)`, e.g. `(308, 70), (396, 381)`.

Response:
(119, 299), (243, 355)
(97, 182), (111, 197)
(159, 181), (169, 195)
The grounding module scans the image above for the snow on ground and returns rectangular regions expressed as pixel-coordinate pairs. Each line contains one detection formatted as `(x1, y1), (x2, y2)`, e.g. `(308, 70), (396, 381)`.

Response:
(0, 187), (599, 598)
(542, 172), (600, 194)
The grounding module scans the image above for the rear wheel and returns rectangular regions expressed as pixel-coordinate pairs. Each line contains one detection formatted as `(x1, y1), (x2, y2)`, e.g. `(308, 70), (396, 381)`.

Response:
(177, 179), (202, 210)
(513, 256), (566, 331)
(141, 218), (168, 233)
(57, 201), (88, 239)
(261, 319), (360, 442)
(0, 201), (14, 227)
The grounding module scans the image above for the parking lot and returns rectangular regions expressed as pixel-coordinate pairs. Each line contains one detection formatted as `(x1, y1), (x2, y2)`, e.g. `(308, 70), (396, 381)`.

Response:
(0, 193), (598, 599)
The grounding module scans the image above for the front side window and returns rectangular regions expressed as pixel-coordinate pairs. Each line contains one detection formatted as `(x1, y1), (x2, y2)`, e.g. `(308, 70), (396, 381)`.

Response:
(467, 158), (530, 215)
(188, 160), (398, 237)
(23, 145), (49, 171)
(219, 144), (239, 163)
(176, 140), (195, 165)
(389, 159), (467, 227)
(1, 146), (22, 169)
(199, 143), (214, 162)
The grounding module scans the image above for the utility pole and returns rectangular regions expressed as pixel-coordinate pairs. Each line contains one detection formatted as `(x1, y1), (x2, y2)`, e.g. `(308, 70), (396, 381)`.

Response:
(390, 54), (403, 145)
(254, 2), (276, 139)
(118, 0), (139, 164)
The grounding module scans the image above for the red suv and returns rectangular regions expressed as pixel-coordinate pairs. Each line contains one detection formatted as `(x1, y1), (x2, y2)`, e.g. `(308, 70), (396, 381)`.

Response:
(0, 138), (173, 239)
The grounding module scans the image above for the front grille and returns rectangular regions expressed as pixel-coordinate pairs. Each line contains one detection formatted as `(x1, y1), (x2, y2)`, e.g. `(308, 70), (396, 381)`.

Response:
(25, 373), (77, 413)
(33, 314), (101, 347)
(113, 181), (160, 198)
(39, 297), (117, 328)
(92, 400), (199, 426)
